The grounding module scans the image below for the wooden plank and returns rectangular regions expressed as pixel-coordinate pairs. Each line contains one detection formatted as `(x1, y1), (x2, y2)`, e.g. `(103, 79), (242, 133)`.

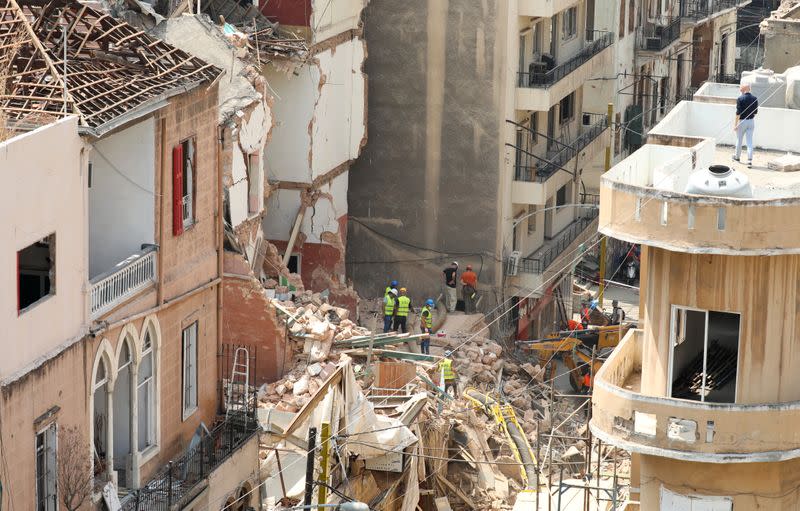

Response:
(281, 366), (343, 440)
(345, 349), (437, 362)
(436, 474), (476, 509)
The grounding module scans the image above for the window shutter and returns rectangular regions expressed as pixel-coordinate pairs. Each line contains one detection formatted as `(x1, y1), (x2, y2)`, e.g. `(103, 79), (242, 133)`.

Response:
(172, 145), (184, 236)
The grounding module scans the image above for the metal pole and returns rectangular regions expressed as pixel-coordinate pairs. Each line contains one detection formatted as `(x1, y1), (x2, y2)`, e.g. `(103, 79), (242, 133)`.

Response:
(365, 331), (375, 377)
(599, 102), (613, 309)
(548, 377), (555, 511)
(318, 422), (331, 509)
(596, 439), (602, 511)
(303, 427), (317, 507)
(275, 448), (288, 501)
(613, 447), (618, 508)
(557, 466), (564, 511)
(536, 422), (541, 511)
(167, 461), (173, 507)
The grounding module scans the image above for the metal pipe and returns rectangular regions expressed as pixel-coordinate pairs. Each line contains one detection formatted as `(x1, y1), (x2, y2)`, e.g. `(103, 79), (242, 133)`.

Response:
(303, 427), (317, 507)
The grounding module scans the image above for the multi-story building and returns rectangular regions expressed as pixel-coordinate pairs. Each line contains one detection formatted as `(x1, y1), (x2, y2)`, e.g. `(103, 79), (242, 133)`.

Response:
(761, 1), (800, 74)
(591, 79), (800, 509)
(0, 0), (259, 508)
(346, 0), (611, 336)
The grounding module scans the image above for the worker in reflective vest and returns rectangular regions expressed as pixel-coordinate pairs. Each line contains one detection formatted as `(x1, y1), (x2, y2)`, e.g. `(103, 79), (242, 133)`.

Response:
(385, 280), (398, 299)
(420, 299), (435, 354)
(393, 287), (412, 333)
(383, 288), (398, 333)
(439, 351), (457, 396)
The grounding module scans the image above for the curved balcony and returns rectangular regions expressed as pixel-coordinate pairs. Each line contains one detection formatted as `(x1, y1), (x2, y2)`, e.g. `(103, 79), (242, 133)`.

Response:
(598, 106), (800, 255)
(590, 329), (800, 463)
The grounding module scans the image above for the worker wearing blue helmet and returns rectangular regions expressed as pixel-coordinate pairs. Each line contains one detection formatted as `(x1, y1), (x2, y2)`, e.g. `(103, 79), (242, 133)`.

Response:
(420, 298), (435, 354)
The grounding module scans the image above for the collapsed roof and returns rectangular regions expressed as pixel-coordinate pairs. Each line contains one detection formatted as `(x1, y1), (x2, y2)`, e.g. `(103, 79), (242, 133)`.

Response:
(0, 0), (221, 135)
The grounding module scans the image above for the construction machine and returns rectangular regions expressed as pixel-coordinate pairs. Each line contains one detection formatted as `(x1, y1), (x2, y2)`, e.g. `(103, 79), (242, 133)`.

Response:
(517, 323), (633, 392)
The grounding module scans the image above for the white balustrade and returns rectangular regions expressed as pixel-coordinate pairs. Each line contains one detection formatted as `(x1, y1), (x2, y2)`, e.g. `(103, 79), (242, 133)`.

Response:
(90, 247), (157, 319)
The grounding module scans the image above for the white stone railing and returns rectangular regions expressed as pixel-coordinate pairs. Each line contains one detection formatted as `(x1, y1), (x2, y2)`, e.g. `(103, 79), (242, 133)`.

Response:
(90, 246), (157, 319)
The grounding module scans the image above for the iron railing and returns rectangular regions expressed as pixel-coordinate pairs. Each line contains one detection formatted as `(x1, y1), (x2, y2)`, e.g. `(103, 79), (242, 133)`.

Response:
(89, 246), (158, 319)
(120, 413), (258, 511)
(714, 73), (740, 84)
(509, 208), (599, 275)
(517, 31), (613, 88)
(512, 113), (608, 183)
(637, 17), (681, 51)
(680, 0), (738, 19)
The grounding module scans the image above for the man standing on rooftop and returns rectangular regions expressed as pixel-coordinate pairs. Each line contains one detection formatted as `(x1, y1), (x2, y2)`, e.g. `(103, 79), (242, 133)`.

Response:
(733, 83), (758, 168)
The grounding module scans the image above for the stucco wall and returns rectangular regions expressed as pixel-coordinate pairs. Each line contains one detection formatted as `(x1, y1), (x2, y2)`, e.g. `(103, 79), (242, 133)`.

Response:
(764, 19), (800, 73)
(347, 0), (503, 301)
(90, 118), (156, 278)
(0, 118), (88, 380)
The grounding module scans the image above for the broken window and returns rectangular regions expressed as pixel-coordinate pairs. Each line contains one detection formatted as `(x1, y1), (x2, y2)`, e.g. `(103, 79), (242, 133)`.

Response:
(556, 184), (568, 207)
(138, 329), (156, 451)
(172, 138), (196, 235)
(562, 7), (577, 39)
(670, 306), (740, 403)
(246, 152), (261, 216)
(36, 422), (57, 511)
(182, 322), (198, 419)
(18, 234), (55, 312)
(559, 92), (575, 124)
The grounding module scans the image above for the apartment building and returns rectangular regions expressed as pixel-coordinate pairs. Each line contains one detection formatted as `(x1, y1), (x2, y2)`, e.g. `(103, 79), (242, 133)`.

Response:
(761, 1), (800, 73)
(346, 0), (611, 337)
(591, 77), (800, 509)
(0, 0), (260, 508)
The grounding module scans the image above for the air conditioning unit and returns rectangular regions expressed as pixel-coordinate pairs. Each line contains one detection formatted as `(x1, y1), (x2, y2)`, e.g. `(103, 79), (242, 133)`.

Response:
(507, 251), (522, 276)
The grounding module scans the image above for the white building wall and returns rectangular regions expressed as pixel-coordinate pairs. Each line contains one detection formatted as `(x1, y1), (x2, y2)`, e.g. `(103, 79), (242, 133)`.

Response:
(311, 0), (368, 43)
(89, 118), (156, 278)
(0, 117), (88, 379)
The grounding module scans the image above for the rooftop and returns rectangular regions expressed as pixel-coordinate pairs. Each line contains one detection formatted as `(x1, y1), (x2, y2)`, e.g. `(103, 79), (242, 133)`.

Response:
(0, 0), (221, 135)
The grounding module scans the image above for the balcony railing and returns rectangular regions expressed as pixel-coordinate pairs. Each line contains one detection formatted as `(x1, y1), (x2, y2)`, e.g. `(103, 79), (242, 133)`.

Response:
(637, 17), (681, 52)
(680, 0), (738, 19)
(121, 413), (257, 510)
(517, 31), (613, 88)
(510, 209), (598, 274)
(513, 113), (608, 183)
(89, 246), (158, 319)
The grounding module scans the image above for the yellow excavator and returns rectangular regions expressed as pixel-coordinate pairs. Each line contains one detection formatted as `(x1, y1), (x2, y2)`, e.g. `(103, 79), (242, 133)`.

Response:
(517, 323), (633, 392)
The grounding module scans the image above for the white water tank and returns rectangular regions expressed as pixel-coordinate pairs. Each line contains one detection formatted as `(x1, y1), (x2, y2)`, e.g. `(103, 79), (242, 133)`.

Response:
(741, 68), (786, 108)
(685, 165), (753, 198)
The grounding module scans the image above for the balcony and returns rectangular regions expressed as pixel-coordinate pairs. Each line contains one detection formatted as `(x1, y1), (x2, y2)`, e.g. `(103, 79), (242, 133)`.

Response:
(591, 329), (800, 462)
(121, 413), (258, 510)
(516, 32), (614, 111)
(636, 17), (681, 54)
(510, 114), (609, 205)
(89, 246), (157, 319)
(679, 0), (740, 21)
(518, 0), (581, 18)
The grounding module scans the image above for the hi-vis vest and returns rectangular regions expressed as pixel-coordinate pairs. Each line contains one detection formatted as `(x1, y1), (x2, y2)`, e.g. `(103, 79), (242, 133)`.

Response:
(384, 295), (396, 315)
(396, 296), (411, 317)
(440, 358), (455, 380)
(421, 306), (433, 328)
(385, 286), (393, 299)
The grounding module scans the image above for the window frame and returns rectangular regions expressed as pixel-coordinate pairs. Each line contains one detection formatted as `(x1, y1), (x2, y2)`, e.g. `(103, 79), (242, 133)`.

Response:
(137, 331), (156, 451)
(562, 7), (578, 40)
(18, 234), (56, 314)
(36, 422), (58, 511)
(181, 138), (196, 230)
(559, 92), (575, 124)
(667, 305), (742, 403)
(182, 322), (199, 420)
(556, 185), (568, 207)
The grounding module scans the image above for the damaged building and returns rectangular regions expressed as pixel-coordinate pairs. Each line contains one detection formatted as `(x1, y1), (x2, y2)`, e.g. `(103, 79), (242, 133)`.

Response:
(0, 0), (261, 507)
(592, 73), (800, 509)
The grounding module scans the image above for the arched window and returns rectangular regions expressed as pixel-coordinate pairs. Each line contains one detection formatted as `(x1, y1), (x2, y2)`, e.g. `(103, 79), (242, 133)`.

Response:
(113, 337), (134, 487)
(138, 329), (155, 451)
(93, 356), (110, 478)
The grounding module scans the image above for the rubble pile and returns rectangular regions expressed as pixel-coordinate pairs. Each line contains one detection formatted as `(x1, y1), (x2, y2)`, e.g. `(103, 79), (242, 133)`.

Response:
(257, 356), (344, 412)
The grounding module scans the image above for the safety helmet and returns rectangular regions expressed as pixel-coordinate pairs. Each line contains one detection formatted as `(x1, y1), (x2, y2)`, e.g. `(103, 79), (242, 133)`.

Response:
(452, 261), (459, 266)
(399, 287), (407, 293)
(425, 299), (435, 307)
(444, 350), (452, 357)
(390, 280), (398, 287)
(390, 289), (398, 296)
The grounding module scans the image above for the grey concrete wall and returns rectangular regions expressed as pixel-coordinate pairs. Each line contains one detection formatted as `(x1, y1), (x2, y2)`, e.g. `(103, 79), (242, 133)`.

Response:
(764, 19), (800, 73)
(347, 0), (503, 305)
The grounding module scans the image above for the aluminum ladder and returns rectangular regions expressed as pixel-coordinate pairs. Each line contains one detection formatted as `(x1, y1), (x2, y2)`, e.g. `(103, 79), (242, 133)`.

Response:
(225, 347), (250, 421)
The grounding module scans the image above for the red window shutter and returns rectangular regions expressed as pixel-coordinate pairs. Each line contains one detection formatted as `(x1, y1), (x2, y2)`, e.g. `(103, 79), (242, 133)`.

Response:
(172, 145), (184, 236)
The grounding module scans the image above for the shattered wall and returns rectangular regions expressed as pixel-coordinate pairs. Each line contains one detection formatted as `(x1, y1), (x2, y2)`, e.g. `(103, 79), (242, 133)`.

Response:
(262, 34), (367, 302)
(260, 0), (368, 42)
(222, 252), (290, 384)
